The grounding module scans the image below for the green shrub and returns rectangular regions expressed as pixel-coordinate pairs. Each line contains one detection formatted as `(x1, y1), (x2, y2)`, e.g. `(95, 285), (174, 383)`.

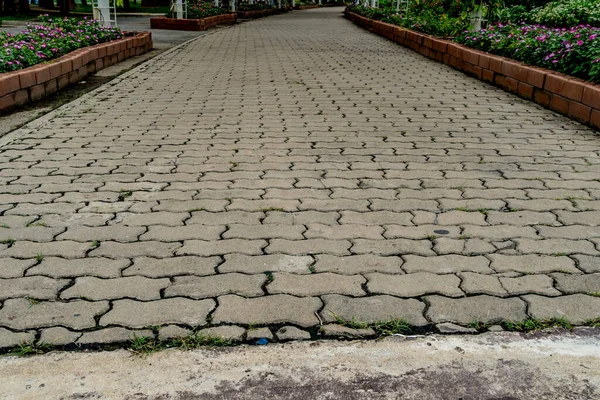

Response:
(456, 23), (600, 82)
(530, 0), (600, 27)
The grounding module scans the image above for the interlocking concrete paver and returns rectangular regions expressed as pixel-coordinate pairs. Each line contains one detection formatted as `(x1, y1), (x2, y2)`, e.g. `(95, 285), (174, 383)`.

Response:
(268, 272), (366, 297)
(27, 257), (129, 278)
(165, 273), (266, 298)
(0, 276), (69, 300)
(524, 294), (600, 324)
(77, 328), (153, 345)
(320, 294), (428, 326)
(213, 294), (322, 327)
(0, 328), (35, 349)
(366, 272), (463, 297)
(0, 258), (36, 278)
(426, 295), (527, 324)
(39, 327), (81, 346)
(100, 298), (215, 328)
(0, 298), (109, 330)
(1, 8), (600, 348)
(61, 276), (170, 301)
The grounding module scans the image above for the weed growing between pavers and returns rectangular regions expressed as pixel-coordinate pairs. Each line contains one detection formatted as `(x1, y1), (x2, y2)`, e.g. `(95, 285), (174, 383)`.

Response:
(10, 342), (54, 356)
(469, 317), (574, 333)
(333, 316), (415, 336)
(128, 334), (233, 357)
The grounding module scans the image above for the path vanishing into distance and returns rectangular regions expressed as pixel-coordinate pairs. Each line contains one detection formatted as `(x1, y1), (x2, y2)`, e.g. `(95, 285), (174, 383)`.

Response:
(1, 7), (600, 349)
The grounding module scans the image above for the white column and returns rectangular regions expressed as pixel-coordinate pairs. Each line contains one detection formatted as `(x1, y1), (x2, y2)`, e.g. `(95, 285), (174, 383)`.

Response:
(95, 0), (111, 27)
(278, 0), (281, 8)
(231, 0), (236, 11)
(214, 0), (219, 7)
(175, 0), (183, 19)
(292, 0), (295, 6)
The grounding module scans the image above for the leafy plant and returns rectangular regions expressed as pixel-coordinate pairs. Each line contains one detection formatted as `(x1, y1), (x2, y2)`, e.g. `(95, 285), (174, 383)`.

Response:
(455, 23), (600, 83)
(187, 1), (228, 19)
(531, 0), (600, 28)
(0, 15), (123, 73)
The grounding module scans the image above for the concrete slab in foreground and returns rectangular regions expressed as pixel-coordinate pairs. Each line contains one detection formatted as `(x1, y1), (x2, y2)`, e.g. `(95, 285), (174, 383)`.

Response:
(1, 329), (598, 399)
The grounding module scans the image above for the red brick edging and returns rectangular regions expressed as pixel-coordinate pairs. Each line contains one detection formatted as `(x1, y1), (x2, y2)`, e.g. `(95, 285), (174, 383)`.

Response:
(150, 14), (237, 31)
(237, 8), (287, 19)
(295, 5), (320, 10)
(0, 32), (153, 113)
(345, 10), (600, 130)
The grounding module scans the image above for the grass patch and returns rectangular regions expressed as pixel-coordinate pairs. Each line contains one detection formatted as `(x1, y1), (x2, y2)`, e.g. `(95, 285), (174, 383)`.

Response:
(335, 316), (413, 336)
(117, 190), (133, 201)
(502, 317), (572, 332)
(584, 318), (600, 328)
(11, 342), (53, 356)
(127, 332), (233, 356)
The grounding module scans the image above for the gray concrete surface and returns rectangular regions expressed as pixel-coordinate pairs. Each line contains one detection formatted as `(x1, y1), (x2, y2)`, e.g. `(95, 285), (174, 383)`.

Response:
(1, 330), (599, 399)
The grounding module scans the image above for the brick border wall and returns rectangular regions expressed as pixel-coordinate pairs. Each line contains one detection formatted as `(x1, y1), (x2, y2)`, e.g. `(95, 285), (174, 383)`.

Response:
(237, 8), (287, 19)
(0, 32), (153, 113)
(150, 14), (237, 31)
(295, 5), (320, 10)
(345, 10), (600, 130)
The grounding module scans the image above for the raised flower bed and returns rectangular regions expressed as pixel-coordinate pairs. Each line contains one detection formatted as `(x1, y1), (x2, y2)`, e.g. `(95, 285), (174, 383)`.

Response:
(344, 7), (600, 130)
(150, 13), (237, 31)
(0, 17), (152, 112)
(151, 1), (237, 31)
(237, 7), (286, 19)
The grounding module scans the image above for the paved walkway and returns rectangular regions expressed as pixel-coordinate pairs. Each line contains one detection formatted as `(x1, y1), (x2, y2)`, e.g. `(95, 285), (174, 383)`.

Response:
(1, 7), (600, 348)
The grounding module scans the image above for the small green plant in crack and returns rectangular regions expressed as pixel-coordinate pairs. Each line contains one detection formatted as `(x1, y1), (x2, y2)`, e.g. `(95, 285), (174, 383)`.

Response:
(26, 296), (40, 307)
(91, 240), (101, 249)
(553, 252), (569, 257)
(584, 318), (600, 328)
(335, 316), (413, 336)
(502, 317), (572, 332)
(27, 222), (48, 227)
(455, 207), (473, 212)
(588, 292), (600, 298)
(427, 234), (437, 241)
(35, 253), (44, 262)
(0, 224), (9, 229)
(129, 335), (161, 356)
(188, 208), (204, 212)
(309, 265), (316, 273)
(117, 190), (133, 202)
(265, 272), (274, 283)
(477, 208), (489, 215)
(467, 321), (492, 331)
(262, 207), (284, 212)
(170, 333), (232, 351)
(11, 341), (54, 356)
(1, 238), (15, 245)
